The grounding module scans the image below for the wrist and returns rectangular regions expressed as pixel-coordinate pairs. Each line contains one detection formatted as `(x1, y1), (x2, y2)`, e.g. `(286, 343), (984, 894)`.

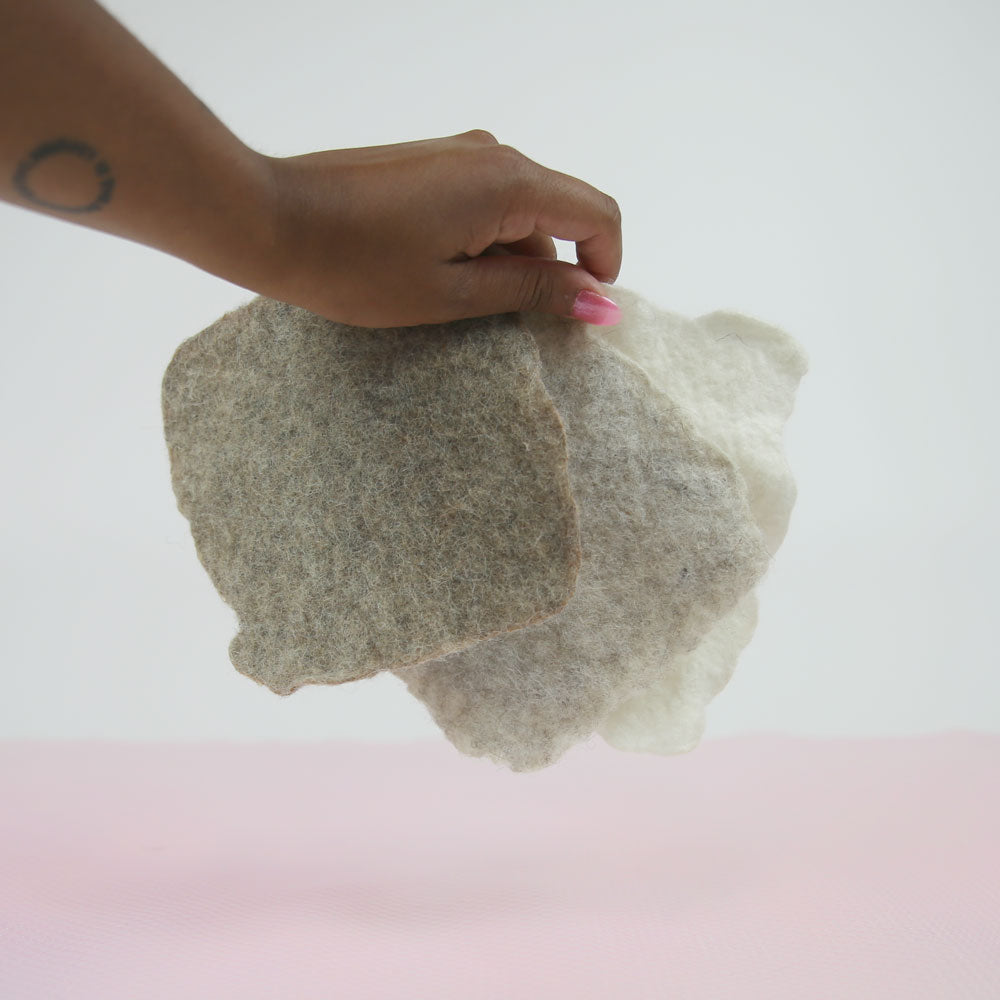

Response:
(187, 142), (284, 295)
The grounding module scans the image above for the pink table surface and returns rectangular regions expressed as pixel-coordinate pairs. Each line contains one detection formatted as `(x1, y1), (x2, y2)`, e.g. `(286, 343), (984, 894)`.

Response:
(1, 733), (998, 1000)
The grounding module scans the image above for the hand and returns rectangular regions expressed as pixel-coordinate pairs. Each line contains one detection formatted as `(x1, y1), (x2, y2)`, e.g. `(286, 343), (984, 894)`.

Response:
(256, 129), (623, 329)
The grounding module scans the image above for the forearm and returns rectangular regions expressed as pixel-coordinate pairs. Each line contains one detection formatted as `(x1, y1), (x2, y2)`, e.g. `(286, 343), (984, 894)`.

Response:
(0, 0), (277, 287)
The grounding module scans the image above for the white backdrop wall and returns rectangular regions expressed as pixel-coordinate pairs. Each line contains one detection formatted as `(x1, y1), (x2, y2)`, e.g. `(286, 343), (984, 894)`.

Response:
(1, 0), (996, 742)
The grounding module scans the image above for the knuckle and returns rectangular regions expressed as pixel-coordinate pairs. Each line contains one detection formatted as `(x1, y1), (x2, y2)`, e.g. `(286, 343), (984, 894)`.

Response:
(464, 128), (500, 144)
(489, 144), (529, 194)
(518, 266), (553, 314)
(492, 143), (525, 165)
(605, 194), (622, 224)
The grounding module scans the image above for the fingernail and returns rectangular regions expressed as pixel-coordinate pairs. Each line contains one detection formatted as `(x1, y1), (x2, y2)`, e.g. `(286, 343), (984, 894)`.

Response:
(571, 289), (622, 325)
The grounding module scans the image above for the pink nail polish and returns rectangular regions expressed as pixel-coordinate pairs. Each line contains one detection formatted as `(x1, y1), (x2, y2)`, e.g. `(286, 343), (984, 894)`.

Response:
(571, 289), (622, 326)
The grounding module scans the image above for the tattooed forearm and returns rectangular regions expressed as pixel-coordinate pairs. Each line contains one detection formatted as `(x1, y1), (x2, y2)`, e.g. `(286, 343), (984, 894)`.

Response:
(12, 137), (115, 213)
(0, 0), (275, 292)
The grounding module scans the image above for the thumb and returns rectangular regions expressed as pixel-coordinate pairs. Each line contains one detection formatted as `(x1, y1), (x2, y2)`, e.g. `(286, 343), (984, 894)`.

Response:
(452, 254), (622, 325)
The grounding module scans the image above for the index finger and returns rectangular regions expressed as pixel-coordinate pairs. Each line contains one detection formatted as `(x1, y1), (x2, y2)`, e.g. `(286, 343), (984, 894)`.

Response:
(515, 157), (622, 285)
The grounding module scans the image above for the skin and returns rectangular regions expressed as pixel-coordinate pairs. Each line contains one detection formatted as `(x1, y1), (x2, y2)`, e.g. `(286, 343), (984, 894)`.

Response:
(0, 0), (622, 329)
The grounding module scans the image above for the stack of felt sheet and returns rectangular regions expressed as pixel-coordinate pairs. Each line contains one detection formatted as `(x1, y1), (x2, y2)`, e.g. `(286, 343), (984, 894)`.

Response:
(162, 285), (807, 771)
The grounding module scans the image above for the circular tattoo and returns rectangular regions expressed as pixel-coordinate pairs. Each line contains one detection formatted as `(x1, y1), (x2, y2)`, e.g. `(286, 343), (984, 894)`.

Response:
(13, 137), (115, 213)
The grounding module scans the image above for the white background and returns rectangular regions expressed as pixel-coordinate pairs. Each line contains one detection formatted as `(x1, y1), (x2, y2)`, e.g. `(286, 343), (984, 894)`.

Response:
(1, 0), (996, 743)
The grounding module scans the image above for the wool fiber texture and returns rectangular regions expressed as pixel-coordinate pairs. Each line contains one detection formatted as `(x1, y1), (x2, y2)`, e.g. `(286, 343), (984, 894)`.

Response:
(162, 285), (807, 771)
(162, 298), (582, 694)
(594, 292), (808, 755)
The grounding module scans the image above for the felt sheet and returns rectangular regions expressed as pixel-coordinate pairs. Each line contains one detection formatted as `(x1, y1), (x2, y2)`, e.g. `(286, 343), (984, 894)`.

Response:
(1, 735), (997, 1000)
(392, 306), (773, 771)
(162, 299), (582, 693)
(162, 286), (808, 771)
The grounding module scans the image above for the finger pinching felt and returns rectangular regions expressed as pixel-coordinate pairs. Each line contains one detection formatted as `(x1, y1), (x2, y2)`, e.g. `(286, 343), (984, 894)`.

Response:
(161, 296), (582, 694)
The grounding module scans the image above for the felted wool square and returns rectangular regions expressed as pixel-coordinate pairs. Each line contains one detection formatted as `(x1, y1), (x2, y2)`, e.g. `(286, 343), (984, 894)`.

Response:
(162, 285), (807, 773)
(162, 298), (583, 693)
